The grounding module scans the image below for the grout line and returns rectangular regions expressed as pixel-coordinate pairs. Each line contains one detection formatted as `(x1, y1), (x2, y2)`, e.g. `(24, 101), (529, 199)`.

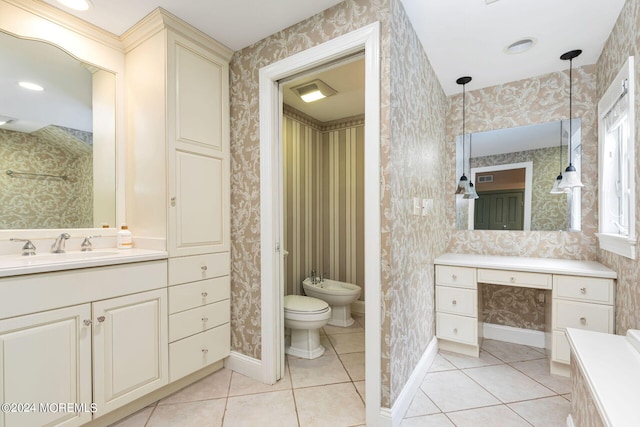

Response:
(290, 388), (302, 427)
(143, 401), (158, 427)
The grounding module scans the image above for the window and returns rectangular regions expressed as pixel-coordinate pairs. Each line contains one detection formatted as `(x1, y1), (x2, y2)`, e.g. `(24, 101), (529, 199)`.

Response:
(597, 56), (636, 258)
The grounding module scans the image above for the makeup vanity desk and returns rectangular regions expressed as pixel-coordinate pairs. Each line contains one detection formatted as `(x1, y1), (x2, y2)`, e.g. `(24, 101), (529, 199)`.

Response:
(434, 253), (617, 376)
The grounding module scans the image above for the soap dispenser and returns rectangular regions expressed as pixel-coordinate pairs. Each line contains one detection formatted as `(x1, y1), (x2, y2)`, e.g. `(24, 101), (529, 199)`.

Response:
(117, 225), (133, 249)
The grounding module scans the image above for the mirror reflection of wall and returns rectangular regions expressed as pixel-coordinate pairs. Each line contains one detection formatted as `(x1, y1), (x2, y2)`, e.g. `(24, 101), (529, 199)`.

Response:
(0, 30), (116, 230)
(456, 119), (581, 232)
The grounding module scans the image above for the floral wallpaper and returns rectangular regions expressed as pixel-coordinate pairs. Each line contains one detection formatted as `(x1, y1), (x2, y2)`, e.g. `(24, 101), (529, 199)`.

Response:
(0, 125), (93, 229)
(595, 0), (640, 336)
(570, 355), (606, 427)
(445, 66), (599, 331)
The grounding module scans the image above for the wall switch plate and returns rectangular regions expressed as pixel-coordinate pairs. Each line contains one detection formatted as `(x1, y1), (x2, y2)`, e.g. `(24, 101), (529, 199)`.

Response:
(412, 197), (421, 216)
(422, 198), (433, 216)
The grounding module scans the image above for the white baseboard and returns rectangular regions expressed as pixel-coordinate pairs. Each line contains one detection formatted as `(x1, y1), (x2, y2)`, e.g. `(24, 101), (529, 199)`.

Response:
(378, 407), (392, 427)
(351, 300), (366, 315)
(482, 323), (546, 349)
(224, 351), (263, 381)
(566, 414), (575, 427)
(389, 336), (438, 427)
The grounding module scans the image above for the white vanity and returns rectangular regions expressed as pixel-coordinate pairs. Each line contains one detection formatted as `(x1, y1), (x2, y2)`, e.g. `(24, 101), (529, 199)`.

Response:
(434, 253), (617, 376)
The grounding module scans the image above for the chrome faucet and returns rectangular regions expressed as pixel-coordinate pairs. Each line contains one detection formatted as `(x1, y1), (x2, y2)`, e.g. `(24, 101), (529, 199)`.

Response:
(51, 233), (71, 253)
(80, 235), (101, 252)
(311, 270), (318, 284)
(10, 238), (36, 256)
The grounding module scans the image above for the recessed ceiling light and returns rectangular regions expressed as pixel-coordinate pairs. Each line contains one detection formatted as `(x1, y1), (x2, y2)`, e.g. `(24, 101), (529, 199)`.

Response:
(18, 81), (44, 91)
(291, 79), (337, 103)
(504, 38), (537, 55)
(56, 0), (93, 11)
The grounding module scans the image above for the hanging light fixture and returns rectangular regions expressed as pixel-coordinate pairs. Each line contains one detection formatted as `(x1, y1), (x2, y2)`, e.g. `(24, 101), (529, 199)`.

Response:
(455, 76), (472, 195)
(464, 133), (479, 199)
(550, 120), (571, 194)
(558, 49), (584, 189)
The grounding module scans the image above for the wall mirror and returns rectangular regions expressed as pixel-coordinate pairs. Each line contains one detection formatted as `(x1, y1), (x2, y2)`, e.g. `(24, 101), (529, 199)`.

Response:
(455, 119), (582, 232)
(0, 30), (116, 230)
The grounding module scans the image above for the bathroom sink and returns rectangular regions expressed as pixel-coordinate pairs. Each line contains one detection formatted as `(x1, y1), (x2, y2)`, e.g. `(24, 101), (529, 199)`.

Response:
(14, 251), (121, 264)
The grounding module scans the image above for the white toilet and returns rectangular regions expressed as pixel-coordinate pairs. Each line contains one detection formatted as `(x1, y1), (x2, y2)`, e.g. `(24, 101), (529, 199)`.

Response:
(302, 278), (361, 327)
(284, 295), (331, 359)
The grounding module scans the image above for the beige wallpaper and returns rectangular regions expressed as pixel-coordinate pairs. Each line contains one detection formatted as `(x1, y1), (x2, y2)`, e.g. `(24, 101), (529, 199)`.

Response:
(595, 0), (640, 336)
(0, 126), (93, 229)
(570, 357), (606, 427)
(282, 108), (365, 298)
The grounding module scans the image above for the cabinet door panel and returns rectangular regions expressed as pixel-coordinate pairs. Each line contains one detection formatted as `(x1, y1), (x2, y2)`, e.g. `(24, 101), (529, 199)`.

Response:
(93, 289), (168, 415)
(0, 305), (92, 427)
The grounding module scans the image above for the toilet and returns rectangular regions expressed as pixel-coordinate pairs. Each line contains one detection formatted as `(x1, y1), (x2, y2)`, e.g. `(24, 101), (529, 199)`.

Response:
(284, 295), (331, 359)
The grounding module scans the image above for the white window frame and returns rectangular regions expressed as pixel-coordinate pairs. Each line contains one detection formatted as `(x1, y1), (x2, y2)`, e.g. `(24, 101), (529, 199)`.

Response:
(596, 56), (636, 259)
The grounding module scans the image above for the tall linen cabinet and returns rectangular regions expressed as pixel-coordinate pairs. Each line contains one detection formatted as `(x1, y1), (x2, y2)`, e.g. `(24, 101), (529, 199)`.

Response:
(123, 8), (232, 381)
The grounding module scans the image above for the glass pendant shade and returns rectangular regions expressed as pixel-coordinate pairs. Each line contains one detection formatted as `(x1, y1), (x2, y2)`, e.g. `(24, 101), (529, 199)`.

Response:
(456, 174), (470, 194)
(550, 174), (570, 194)
(558, 164), (584, 189)
(464, 181), (479, 199)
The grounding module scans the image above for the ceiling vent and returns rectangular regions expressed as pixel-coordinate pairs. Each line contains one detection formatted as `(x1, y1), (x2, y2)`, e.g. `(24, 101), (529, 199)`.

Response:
(478, 175), (494, 183)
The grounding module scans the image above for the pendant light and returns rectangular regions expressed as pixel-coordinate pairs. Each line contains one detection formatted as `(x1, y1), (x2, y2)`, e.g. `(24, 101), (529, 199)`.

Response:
(464, 133), (479, 199)
(558, 49), (584, 189)
(550, 120), (571, 194)
(455, 76), (472, 195)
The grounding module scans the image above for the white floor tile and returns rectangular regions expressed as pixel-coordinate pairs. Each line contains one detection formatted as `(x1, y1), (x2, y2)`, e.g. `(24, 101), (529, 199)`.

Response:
(110, 407), (154, 427)
(224, 390), (298, 427)
(288, 354), (351, 388)
(228, 366), (292, 397)
(338, 351), (365, 381)
(429, 354), (457, 372)
(404, 389), (441, 418)
(147, 399), (226, 427)
(328, 331), (365, 354)
(510, 358), (571, 394)
(421, 370), (500, 412)
(401, 413), (455, 427)
(561, 394), (571, 401)
(323, 322), (363, 335)
(464, 364), (555, 403)
(445, 404), (531, 427)
(354, 380), (366, 402)
(294, 382), (365, 427)
(509, 396), (570, 427)
(481, 339), (546, 363)
(159, 368), (231, 405)
(440, 349), (502, 369)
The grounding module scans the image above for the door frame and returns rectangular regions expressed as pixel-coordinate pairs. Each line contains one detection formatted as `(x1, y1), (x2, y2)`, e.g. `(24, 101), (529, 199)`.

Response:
(259, 22), (381, 423)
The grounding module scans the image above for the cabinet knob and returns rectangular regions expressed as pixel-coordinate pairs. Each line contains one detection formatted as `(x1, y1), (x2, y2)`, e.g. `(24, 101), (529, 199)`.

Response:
(580, 287), (586, 294)
(579, 317), (587, 325)
(453, 328), (458, 334)
(201, 291), (208, 298)
(452, 274), (457, 281)
(201, 265), (208, 271)
(452, 299), (457, 306)
(202, 348), (209, 354)
(83, 319), (92, 327)
(170, 197), (176, 207)
(202, 317), (209, 322)
(97, 316), (106, 323)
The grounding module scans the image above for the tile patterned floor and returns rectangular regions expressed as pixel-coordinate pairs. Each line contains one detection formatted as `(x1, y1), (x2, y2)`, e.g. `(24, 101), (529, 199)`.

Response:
(401, 339), (571, 427)
(111, 314), (366, 427)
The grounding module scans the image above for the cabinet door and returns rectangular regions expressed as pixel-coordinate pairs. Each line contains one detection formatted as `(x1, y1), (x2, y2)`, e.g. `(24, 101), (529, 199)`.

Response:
(92, 289), (168, 415)
(0, 305), (92, 427)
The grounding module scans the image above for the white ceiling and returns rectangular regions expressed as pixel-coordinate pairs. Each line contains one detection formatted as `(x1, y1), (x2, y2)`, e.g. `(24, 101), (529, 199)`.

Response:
(401, 0), (626, 95)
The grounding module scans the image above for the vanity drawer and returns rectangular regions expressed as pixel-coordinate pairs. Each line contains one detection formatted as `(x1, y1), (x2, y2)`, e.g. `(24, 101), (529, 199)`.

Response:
(436, 312), (477, 345)
(552, 330), (571, 363)
(477, 269), (552, 290)
(169, 323), (230, 381)
(168, 276), (230, 314)
(552, 300), (614, 333)
(553, 276), (614, 304)
(436, 286), (477, 317)
(169, 299), (229, 342)
(435, 266), (476, 289)
(168, 253), (230, 286)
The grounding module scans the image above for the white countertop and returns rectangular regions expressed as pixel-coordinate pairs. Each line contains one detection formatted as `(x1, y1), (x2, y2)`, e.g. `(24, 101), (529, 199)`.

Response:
(434, 253), (617, 279)
(0, 248), (168, 278)
(567, 328), (640, 427)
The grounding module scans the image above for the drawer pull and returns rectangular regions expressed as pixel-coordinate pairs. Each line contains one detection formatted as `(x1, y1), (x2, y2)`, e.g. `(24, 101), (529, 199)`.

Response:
(202, 317), (209, 322)
(97, 316), (105, 323)
(201, 265), (208, 271)
(580, 317), (587, 325)
(453, 328), (458, 334)
(580, 287), (586, 294)
(451, 299), (457, 306)
(510, 276), (516, 283)
(452, 274), (457, 281)
(83, 319), (92, 327)
(201, 292), (208, 298)
(202, 348), (208, 354)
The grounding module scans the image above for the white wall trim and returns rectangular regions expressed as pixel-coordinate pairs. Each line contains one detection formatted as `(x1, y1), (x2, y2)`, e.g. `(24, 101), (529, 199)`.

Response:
(378, 408), (392, 427)
(259, 21), (382, 423)
(223, 351), (263, 381)
(566, 414), (575, 427)
(389, 337), (438, 426)
(482, 322), (546, 349)
(351, 300), (366, 315)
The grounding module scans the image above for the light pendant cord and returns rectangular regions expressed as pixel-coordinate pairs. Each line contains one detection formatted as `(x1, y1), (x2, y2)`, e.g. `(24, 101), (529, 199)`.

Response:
(559, 120), (563, 174)
(569, 57), (573, 166)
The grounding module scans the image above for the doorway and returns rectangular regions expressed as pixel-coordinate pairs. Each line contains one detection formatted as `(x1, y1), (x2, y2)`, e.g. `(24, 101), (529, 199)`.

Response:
(258, 23), (382, 424)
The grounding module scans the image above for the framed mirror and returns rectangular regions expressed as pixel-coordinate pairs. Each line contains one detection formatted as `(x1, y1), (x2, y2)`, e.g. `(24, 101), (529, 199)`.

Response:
(0, 30), (116, 230)
(456, 119), (582, 232)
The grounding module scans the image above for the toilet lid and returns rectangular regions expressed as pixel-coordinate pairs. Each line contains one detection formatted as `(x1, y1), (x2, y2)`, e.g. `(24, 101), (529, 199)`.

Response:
(284, 295), (329, 313)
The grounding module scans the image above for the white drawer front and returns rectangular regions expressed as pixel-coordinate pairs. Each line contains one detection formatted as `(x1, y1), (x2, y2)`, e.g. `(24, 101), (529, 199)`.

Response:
(436, 312), (477, 345)
(169, 300), (230, 342)
(553, 300), (614, 333)
(436, 286), (476, 317)
(169, 276), (230, 314)
(477, 269), (552, 290)
(169, 323), (230, 381)
(552, 330), (571, 364)
(553, 276), (614, 304)
(435, 266), (476, 289)
(169, 253), (230, 285)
